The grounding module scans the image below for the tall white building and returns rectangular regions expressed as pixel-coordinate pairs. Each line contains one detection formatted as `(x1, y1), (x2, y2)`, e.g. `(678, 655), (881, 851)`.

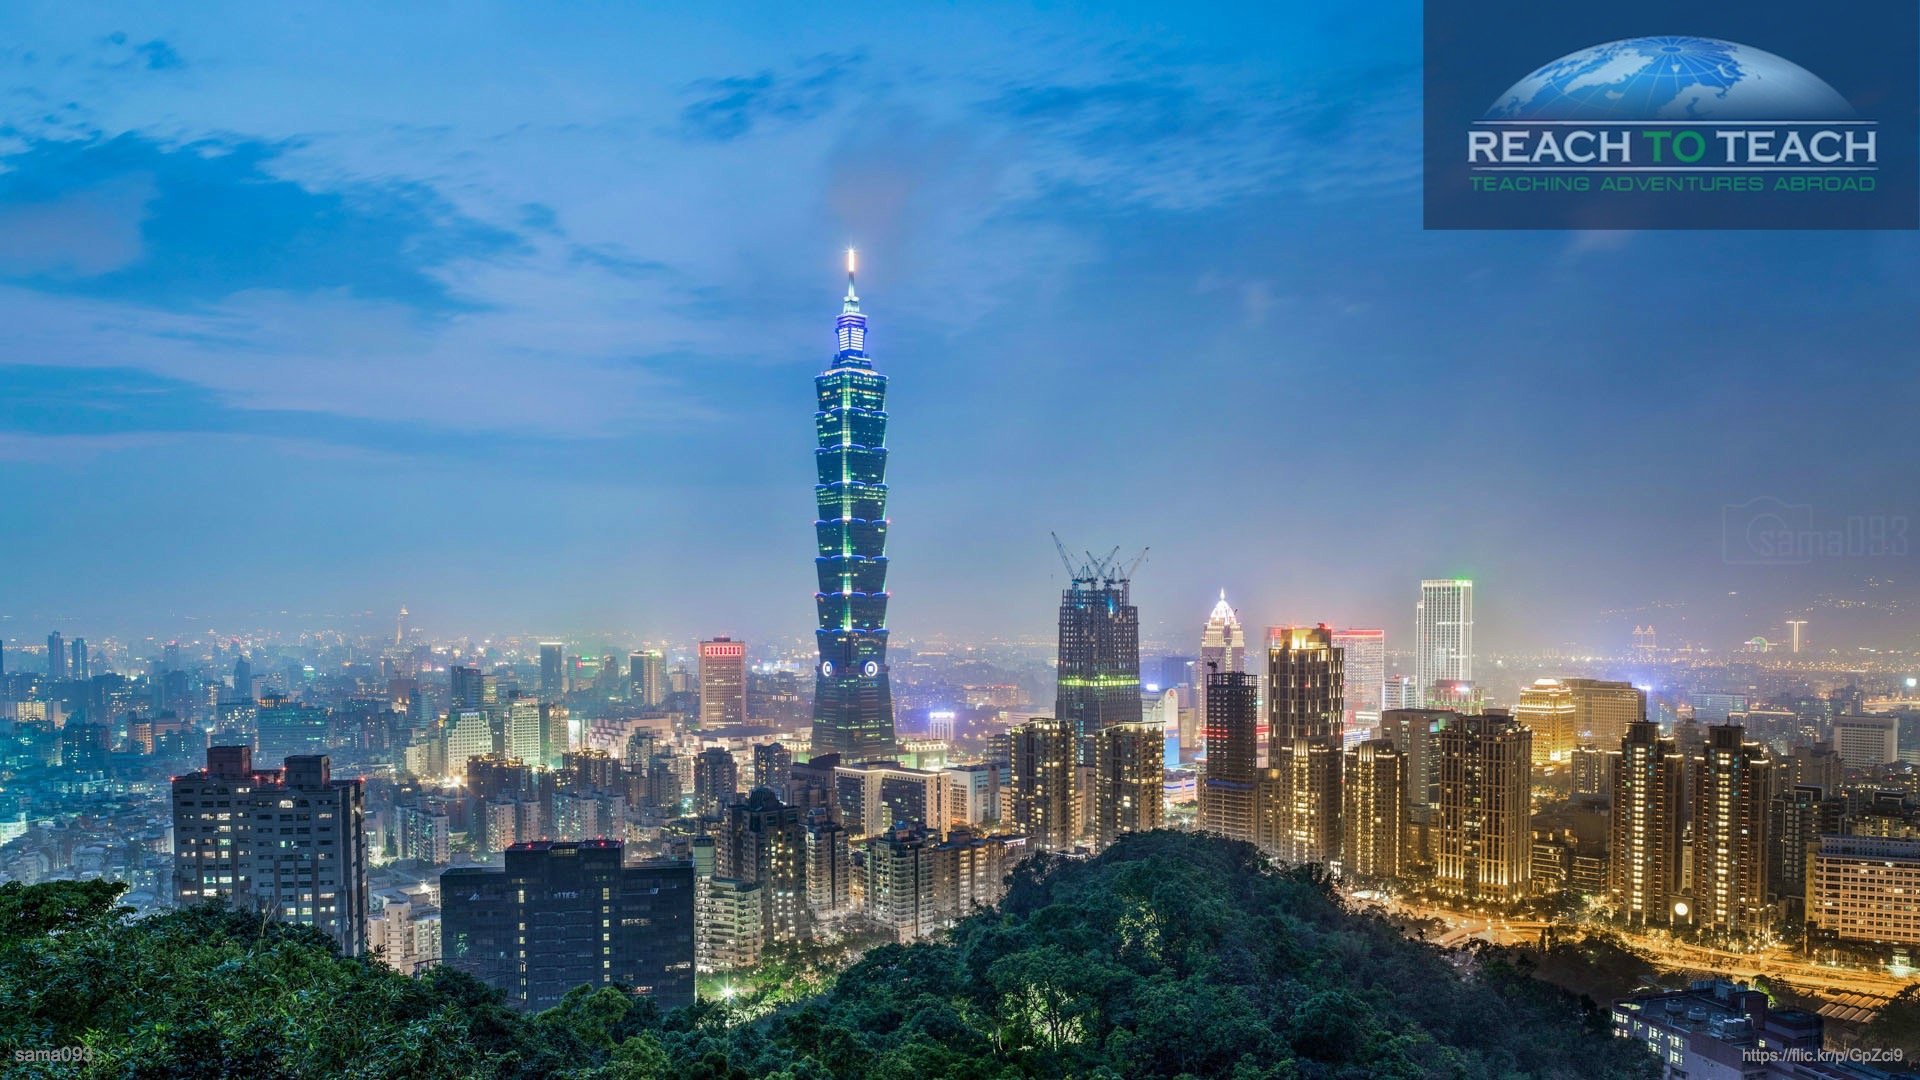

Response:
(1414, 579), (1473, 706)
(1194, 591), (1246, 753)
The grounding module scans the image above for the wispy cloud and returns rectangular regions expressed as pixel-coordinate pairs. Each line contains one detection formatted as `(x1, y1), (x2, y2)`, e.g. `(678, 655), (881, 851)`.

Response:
(677, 51), (866, 141)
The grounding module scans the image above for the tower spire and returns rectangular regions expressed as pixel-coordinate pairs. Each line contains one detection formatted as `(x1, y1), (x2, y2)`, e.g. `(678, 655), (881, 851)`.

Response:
(843, 247), (859, 310)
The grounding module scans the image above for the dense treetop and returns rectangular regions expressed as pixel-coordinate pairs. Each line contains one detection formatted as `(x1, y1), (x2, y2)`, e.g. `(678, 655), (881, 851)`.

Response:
(0, 833), (1657, 1078)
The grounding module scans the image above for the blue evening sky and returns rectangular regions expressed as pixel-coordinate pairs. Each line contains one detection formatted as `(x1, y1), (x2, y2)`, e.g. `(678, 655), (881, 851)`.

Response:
(0, 3), (1914, 654)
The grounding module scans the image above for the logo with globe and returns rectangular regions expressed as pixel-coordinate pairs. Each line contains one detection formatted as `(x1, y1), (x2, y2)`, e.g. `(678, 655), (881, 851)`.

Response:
(1485, 36), (1855, 121)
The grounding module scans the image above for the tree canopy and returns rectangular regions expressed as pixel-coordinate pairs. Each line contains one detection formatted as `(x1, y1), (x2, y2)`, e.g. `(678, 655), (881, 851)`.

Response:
(0, 832), (1659, 1078)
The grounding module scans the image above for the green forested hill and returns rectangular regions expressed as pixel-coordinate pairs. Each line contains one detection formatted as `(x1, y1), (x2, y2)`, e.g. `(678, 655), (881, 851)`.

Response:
(0, 832), (1657, 1079)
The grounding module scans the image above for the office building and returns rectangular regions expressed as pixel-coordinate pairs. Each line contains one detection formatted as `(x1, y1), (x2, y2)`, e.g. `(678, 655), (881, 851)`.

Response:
(1414, 578), (1473, 706)
(1199, 670), (1260, 842)
(256, 696), (330, 763)
(46, 632), (67, 681)
(1054, 548), (1142, 761)
(698, 638), (748, 728)
(629, 650), (666, 708)
(1563, 679), (1645, 751)
(1434, 712), (1531, 901)
(1193, 591), (1245, 748)
(810, 254), (899, 762)
(1832, 714), (1899, 768)
(538, 642), (564, 703)
(449, 665), (485, 712)
(1342, 738), (1406, 881)
(1330, 627), (1385, 731)
(1610, 720), (1683, 925)
(1266, 625), (1344, 865)
(1093, 720), (1163, 848)
(1808, 834), (1920, 946)
(441, 841), (695, 1010)
(1515, 679), (1578, 766)
(1691, 724), (1771, 935)
(1009, 717), (1076, 851)
(68, 637), (88, 682)
(172, 747), (369, 956)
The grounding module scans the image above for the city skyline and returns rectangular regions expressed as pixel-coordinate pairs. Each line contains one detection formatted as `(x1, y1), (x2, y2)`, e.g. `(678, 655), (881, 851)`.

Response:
(0, 6), (1913, 653)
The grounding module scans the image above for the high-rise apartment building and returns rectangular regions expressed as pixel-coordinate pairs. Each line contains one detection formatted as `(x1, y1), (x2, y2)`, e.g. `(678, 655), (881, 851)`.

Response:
(717, 788), (808, 945)
(1692, 724), (1771, 935)
(1009, 717), (1076, 851)
(698, 638), (748, 728)
(1093, 720), (1163, 848)
(172, 746), (369, 956)
(1266, 625), (1344, 865)
(1199, 670), (1260, 842)
(693, 745), (739, 816)
(69, 637), (88, 682)
(440, 841), (695, 1011)
(1330, 628), (1385, 731)
(46, 632), (66, 681)
(1434, 712), (1531, 901)
(1610, 720), (1683, 925)
(1342, 738), (1406, 880)
(1054, 551), (1142, 762)
(1414, 579), (1473, 706)
(810, 253), (898, 762)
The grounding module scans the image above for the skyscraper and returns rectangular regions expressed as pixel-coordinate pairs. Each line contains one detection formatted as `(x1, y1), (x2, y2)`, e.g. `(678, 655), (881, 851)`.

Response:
(1692, 724), (1771, 935)
(1198, 669), (1259, 842)
(1194, 591), (1245, 748)
(46, 632), (65, 681)
(539, 642), (564, 703)
(1329, 628), (1384, 731)
(1414, 579), (1473, 706)
(1009, 717), (1076, 851)
(68, 637), (88, 682)
(1266, 625), (1344, 865)
(810, 251), (897, 762)
(1053, 546), (1142, 762)
(698, 638), (747, 728)
(1610, 719), (1683, 926)
(1515, 678), (1578, 766)
(1434, 711), (1531, 901)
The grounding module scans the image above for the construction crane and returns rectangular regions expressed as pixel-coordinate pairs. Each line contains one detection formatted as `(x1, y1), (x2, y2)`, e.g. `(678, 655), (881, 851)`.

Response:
(1051, 533), (1148, 585)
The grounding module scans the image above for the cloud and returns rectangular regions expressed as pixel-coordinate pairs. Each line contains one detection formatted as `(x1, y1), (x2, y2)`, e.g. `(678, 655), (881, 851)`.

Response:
(677, 52), (865, 142)
(0, 131), (520, 311)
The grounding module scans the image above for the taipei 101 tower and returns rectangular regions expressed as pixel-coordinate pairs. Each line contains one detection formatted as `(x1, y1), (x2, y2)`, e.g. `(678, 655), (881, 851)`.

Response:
(809, 250), (898, 761)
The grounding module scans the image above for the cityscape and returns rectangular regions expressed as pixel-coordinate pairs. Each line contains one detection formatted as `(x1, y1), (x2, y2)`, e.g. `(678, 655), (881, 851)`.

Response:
(2, 5), (1919, 1079)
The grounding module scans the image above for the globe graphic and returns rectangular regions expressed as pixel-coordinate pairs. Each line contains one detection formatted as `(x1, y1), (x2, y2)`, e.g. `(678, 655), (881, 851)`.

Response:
(1485, 36), (1855, 121)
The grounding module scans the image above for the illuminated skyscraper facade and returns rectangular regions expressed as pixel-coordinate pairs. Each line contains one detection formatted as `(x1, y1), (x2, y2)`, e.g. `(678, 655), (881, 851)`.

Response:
(1266, 625), (1344, 865)
(1435, 711), (1531, 901)
(1692, 724), (1771, 935)
(1093, 720), (1163, 848)
(698, 638), (747, 728)
(1199, 669), (1259, 842)
(811, 253), (897, 761)
(1414, 579), (1473, 706)
(1609, 719), (1682, 926)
